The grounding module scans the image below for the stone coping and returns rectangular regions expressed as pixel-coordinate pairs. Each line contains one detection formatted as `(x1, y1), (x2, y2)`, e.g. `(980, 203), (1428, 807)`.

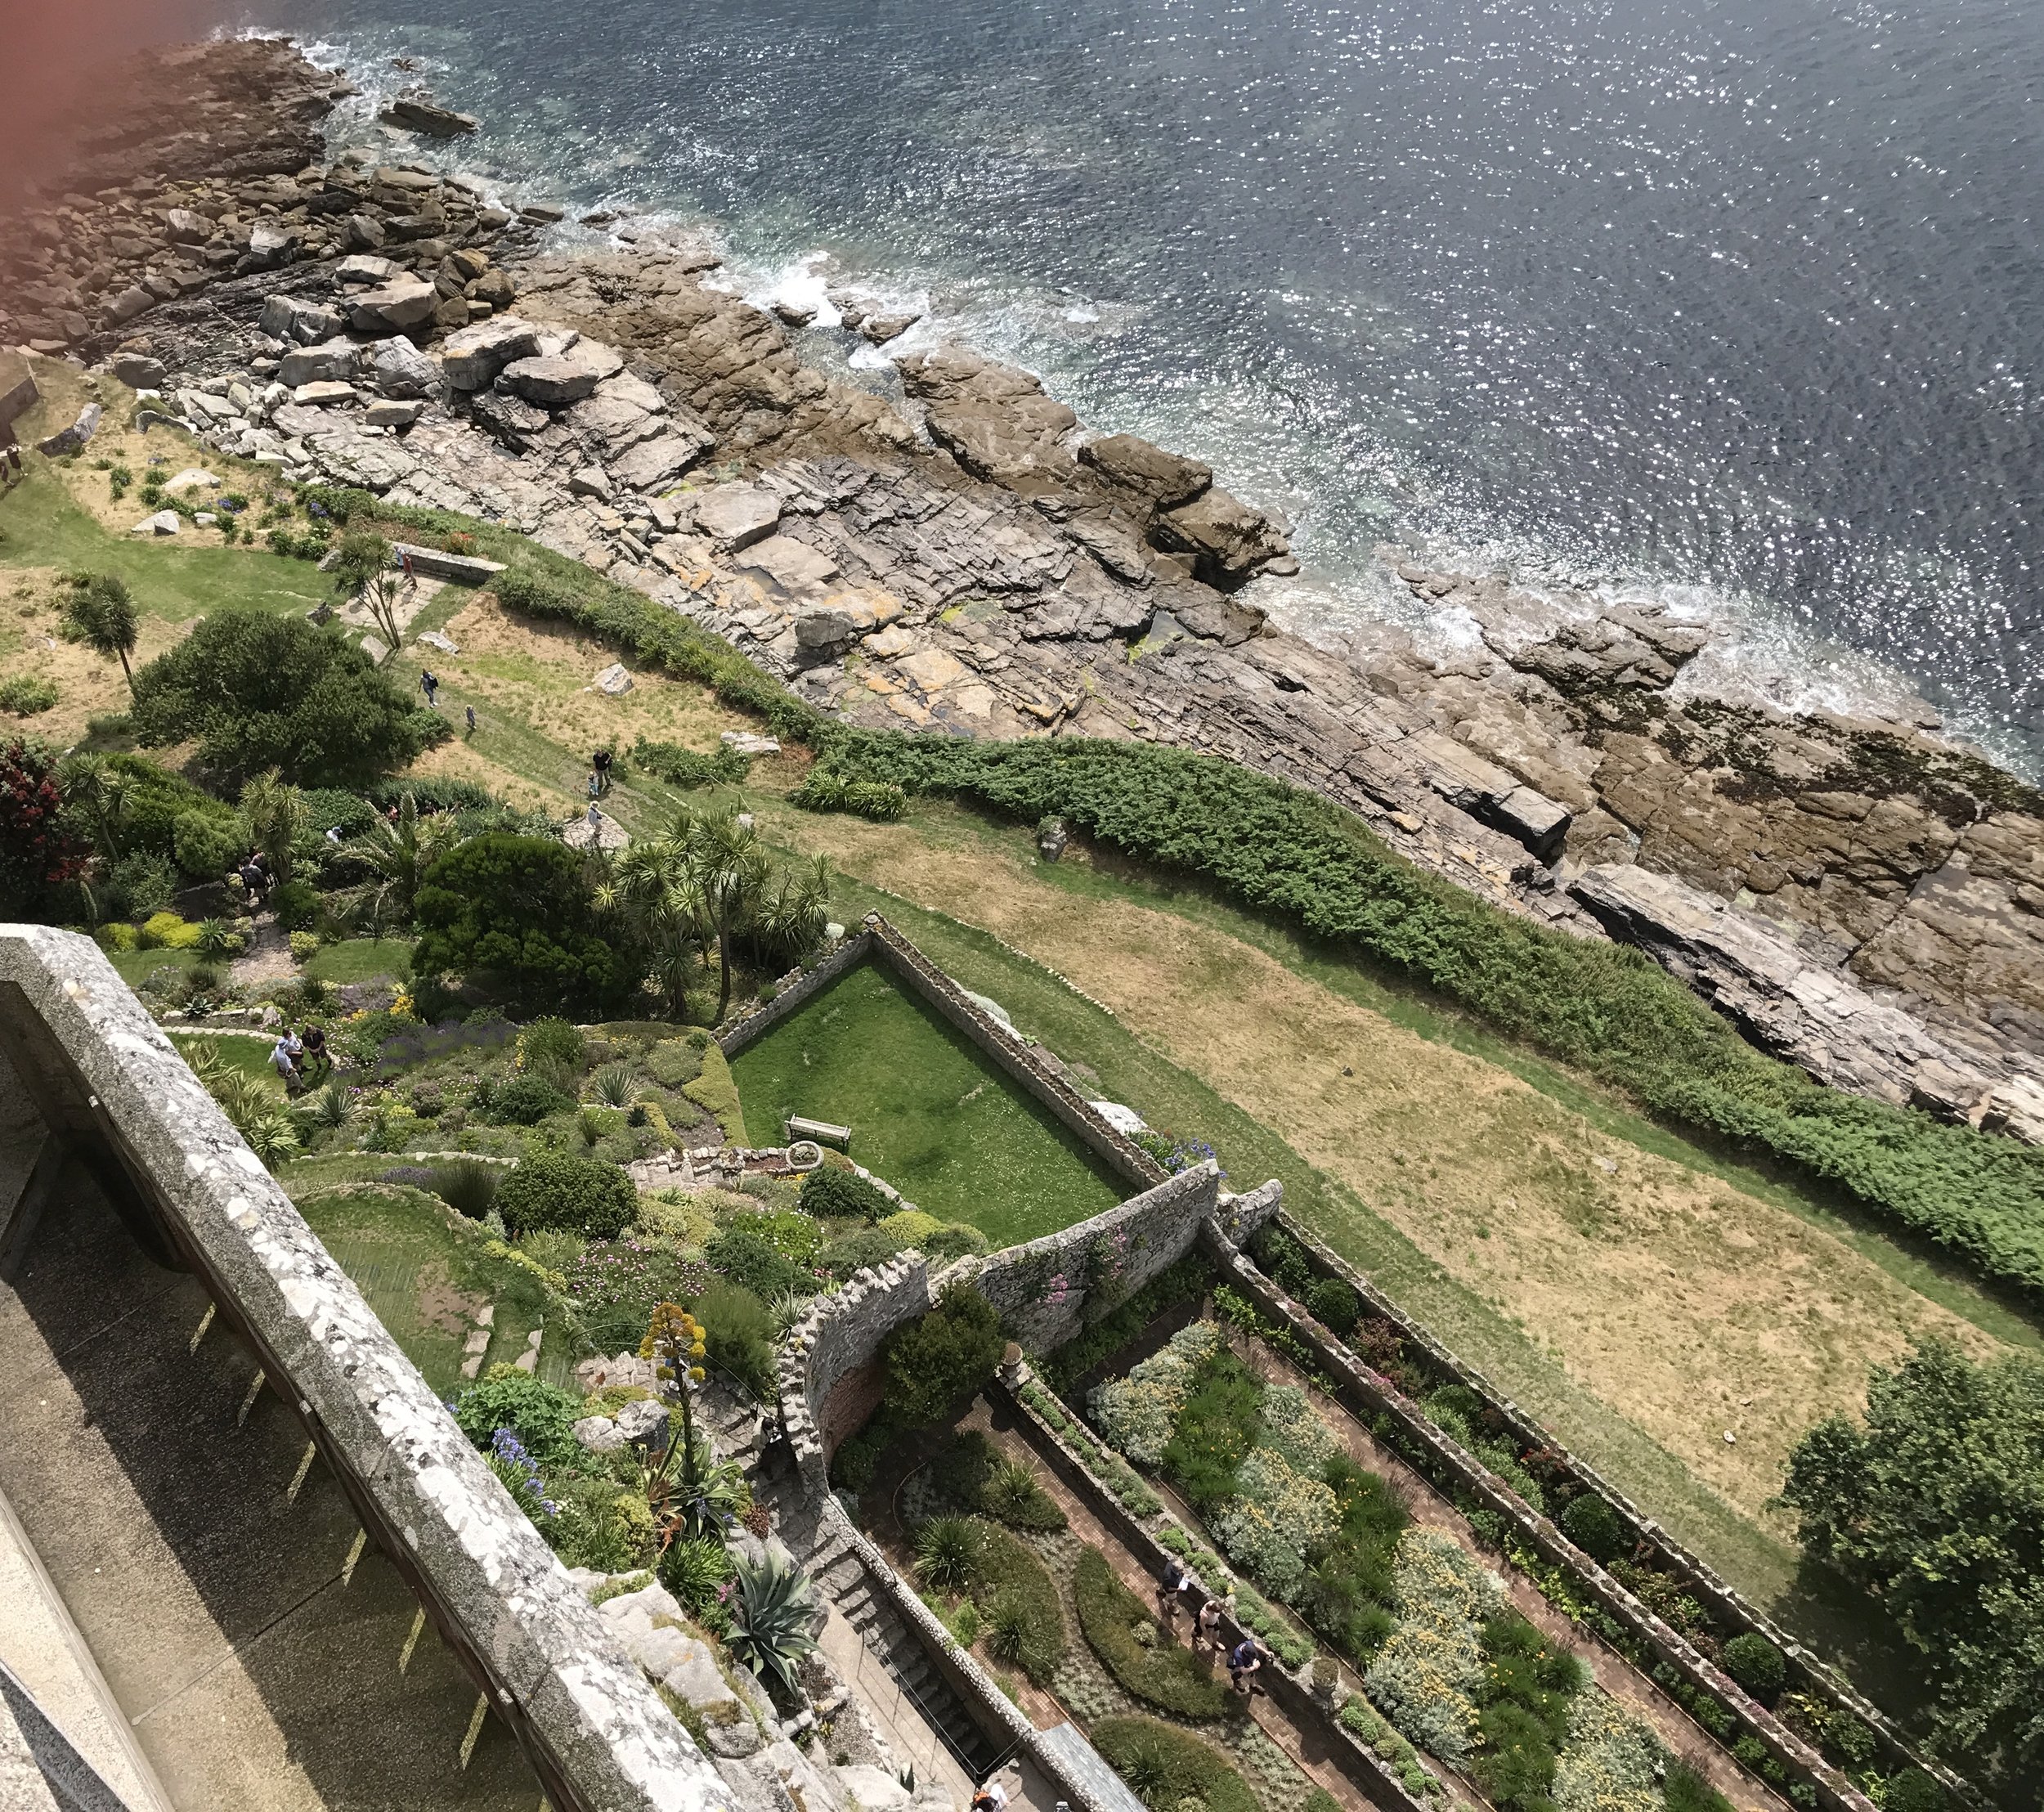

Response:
(0, 926), (731, 1812)
(1220, 1219), (1940, 1812)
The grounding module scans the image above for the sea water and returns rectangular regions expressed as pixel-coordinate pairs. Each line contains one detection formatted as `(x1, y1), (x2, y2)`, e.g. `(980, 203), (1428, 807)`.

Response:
(235, 0), (2044, 774)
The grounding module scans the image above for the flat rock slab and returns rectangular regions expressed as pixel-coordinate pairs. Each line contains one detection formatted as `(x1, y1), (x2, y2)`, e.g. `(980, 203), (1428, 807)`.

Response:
(735, 534), (838, 594)
(129, 511), (180, 535)
(500, 356), (598, 406)
(160, 469), (218, 495)
(692, 483), (782, 550)
(389, 542), (506, 584)
(347, 279), (437, 333)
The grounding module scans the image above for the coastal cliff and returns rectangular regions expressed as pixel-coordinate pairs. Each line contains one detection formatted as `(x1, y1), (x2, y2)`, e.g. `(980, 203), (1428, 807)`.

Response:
(5, 36), (2041, 1140)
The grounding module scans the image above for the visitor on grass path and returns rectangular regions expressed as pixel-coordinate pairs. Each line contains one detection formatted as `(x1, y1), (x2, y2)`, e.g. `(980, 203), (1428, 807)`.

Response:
(1156, 1556), (1192, 1628)
(1228, 1637), (1266, 1696)
(300, 1023), (329, 1081)
(282, 1025), (304, 1072)
(270, 1035), (301, 1092)
(1195, 1595), (1223, 1654)
(419, 669), (439, 707)
(464, 703), (477, 734)
(592, 746), (612, 794)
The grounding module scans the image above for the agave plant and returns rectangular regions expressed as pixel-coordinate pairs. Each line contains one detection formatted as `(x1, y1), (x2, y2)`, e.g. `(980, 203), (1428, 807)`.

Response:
(768, 1289), (809, 1343)
(587, 1061), (641, 1108)
(307, 1077), (355, 1130)
(187, 1048), (300, 1166)
(193, 917), (237, 960)
(726, 1541), (819, 1699)
(914, 1516), (982, 1593)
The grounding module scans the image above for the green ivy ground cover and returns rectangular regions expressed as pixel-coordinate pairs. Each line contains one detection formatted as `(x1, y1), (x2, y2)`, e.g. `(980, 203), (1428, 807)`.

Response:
(728, 959), (1122, 1248)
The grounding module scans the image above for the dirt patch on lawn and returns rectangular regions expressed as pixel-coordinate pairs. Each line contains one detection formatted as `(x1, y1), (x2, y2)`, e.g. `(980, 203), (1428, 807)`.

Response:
(416, 1263), (487, 1339)
(783, 812), (2005, 1529)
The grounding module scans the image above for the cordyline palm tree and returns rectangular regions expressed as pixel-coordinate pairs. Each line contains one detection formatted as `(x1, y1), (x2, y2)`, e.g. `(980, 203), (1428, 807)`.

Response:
(61, 755), (137, 857)
(62, 575), (141, 689)
(750, 853), (831, 971)
(331, 529), (406, 662)
(339, 791), (462, 931)
(607, 824), (708, 1020)
(239, 769), (309, 884)
(686, 810), (771, 1025)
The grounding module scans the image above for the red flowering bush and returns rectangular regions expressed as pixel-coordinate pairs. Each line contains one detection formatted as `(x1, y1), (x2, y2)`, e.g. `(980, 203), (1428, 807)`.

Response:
(1, 738), (89, 917)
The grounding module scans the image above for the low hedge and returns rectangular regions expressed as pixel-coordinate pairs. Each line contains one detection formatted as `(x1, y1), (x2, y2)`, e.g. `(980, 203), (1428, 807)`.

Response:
(1090, 1716), (1260, 1812)
(969, 1523), (1066, 1686)
(818, 733), (2044, 1298)
(1074, 1545), (1232, 1719)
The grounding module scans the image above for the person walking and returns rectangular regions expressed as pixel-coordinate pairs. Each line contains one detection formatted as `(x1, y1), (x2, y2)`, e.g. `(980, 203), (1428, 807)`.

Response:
(1194, 1595), (1224, 1656)
(419, 668), (440, 708)
(240, 854), (268, 910)
(591, 746), (613, 795)
(399, 545), (417, 590)
(1227, 1637), (1266, 1698)
(270, 1034), (301, 1093)
(464, 703), (477, 735)
(300, 1021), (329, 1083)
(1155, 1557), (1193, 1631)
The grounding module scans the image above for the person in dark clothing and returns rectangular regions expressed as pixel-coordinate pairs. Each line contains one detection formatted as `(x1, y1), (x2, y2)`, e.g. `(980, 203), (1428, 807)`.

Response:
(591, 747), (613, 795)
(419, 669), (440, 707)
(1228, 1638), (1266, 1697)
(300, 1022), (329, 1082)
(1156, 1558), (1192, 1630)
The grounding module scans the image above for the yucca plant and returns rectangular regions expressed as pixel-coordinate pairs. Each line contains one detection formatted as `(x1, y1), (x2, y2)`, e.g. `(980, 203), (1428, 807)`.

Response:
(194, 917), (236, 959)
(983, 1589), (1033, 1668)
(658, 1532), (736, 1621)
(587, 1061), (641, 1108)
(914, 1516), (982, 1594)
(768, 1289), (809, 1342)
(308, 1077), (355, 1129)
(188, 1049), (300, 1166)
(727, 1541), (819, 1700)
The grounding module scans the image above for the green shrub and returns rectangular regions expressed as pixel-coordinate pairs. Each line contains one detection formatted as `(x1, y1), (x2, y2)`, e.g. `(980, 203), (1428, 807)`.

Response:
(489, 1071), (576, 1125)
(428, 1158), (502, 1221)
(1880, 1771), (1948, 1812)
(916, 1515), (983, 1592)
(818, 1224), (912, 1278)
(497, 1153), (638, 1239)
(1720, 1633), (1787, 1703)
(818, 733), (2044, 1299)
(451, 1366), (584, 1469)
(172, 807), (246, 879)
(1560, 1492), (1626, 1563)
(129, 608), (442, 785)
(1662, 1761), (1734, 1812)
(645, 1039), (706, 1088)
(1299, 1452), (1407, 1664)
(520, 1016), (588, 1074)
(930, 1433), (1067, 1531)
(414, 836), (640, 1010)
(108, 850), (178, 917)
(693, 1279), (777, 1398)
(968, 1523), (1066, 1685)
(881, 1282), (1004, 1426)
(1090, 1716), (1260, 1812)
(799, 1165), (894, 1222)
(657, 1531), (735, 1618)
(1253, 1224), (1315, 1296)
(792, 767), (909, 821)
(1074, 1545), (1230, 1718)
(271, 878), (319, 931)
(1305, 1276), (1361, 1335)
(0, 675), (58, 715)
(629, 736), (749, 789)
(706, 1224), (810, 1299)
(1160, 1347), (1262, 1511)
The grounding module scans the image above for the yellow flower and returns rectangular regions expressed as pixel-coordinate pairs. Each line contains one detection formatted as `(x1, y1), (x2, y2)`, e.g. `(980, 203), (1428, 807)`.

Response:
(689, 1366), (706, 1384)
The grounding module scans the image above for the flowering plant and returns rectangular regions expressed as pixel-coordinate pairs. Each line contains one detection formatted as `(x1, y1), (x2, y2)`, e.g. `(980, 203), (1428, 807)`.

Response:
(1091, 1321), (1222, 1465)
(1363, 1528), (1501, 1762)
(1209, 1444), (1337, 1598)
(486, 1427), (561, 1521)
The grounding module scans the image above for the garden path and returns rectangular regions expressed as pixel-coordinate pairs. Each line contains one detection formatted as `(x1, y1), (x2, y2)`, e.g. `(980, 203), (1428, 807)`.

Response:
(1223, 1329), (1783, 1812)
(868, 1398), (1385, 1812)
(229, 910), (294, 990)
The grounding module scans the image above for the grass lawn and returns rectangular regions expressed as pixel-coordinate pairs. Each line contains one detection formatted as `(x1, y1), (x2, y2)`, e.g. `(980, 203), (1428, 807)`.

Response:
(107, 947), (200, 991)
(730, 960), (1125, 1247)
(303, 937), (414, 984)
(168, 1027), (280, 1085)
(289, 1182), (567, 1393)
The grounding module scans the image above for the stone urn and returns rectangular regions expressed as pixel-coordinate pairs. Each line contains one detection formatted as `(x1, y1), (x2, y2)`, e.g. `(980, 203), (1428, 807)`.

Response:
(998, 1339), (1027, 1389)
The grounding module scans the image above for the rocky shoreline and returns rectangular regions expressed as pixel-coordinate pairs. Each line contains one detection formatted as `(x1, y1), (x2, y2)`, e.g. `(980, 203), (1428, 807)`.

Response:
(4, 37), (2040, 1141)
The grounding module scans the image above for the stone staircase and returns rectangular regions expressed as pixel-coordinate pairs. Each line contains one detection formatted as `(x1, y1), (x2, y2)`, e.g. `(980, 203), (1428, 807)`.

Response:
(808, 1522), (1009, 1783)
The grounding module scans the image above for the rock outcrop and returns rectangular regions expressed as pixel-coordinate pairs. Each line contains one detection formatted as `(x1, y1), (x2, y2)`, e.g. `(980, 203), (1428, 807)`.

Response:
(29, 35), (2044, 1135)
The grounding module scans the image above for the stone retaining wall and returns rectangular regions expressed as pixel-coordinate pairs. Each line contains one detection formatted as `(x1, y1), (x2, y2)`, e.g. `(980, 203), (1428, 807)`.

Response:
(1220, 1215), (1967, 1812)
(0, 926), (729, 1812)
(717, 932), (874, 1060)
(975, 1167), (1279, 1353)
(778, 1177), (1283, 1494)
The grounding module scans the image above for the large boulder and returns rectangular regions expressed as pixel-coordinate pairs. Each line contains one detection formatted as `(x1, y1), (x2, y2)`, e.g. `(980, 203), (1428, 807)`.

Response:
(367, 335), (446, 401)
(1151, 484), (1291, 590)
(608, 425), (714, 491)
(346, 278), (438, 334)
(1079, 433), (1213, 510)
(895, 343), (1078, 489)
(243, 222), (298, 271)
(278, 336), (360, 388)
(36, 402), (102, 457)
(500, 355), (600, 406)
(258, 293), (346, 346)
(692, 484), (782, 551)
(110, 353), (165, 390)
(441, 316), (541, 391)
(335, 253), (398, 286)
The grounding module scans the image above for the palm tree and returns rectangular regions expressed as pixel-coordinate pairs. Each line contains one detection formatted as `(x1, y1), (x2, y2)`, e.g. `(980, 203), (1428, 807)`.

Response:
(751, 853), (831, 970)
(610, 823), (709, 1020)
(685, 811), (770, 1024)
(60, 755), (137, 857)
(62, 575), (140, 688)
(239, 769), (309, 884)
(331, 529), (406, 662)
(338, 791), (461, 930)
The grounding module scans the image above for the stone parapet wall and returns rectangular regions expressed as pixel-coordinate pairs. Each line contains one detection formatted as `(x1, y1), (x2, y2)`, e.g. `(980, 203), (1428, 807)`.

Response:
(778, 1254), (932, 1496)
(718, 932), (874, 1060)
(1222, 1215), (1966, 1812)
(0, 926), (729, 1812)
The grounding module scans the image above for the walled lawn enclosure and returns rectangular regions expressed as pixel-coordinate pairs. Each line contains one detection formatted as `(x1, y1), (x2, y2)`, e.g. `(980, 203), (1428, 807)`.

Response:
(752, 918), (1978, 1812)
